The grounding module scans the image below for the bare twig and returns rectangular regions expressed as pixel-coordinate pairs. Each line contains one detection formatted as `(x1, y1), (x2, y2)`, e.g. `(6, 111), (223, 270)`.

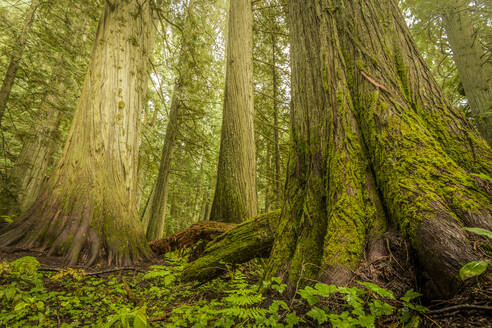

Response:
(428, 304), (492, 315)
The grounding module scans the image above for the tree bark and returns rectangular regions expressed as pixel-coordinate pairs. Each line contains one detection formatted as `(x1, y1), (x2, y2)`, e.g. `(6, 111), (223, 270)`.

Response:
(0, 0), (155, 266)
(271, 33), (281, 205)
(441, 0), (492, 146)
(144, 87), (181, 241)
(0, 0), (40, 125)
(266, 0), (492, 299)
(210, 0), (257, 223)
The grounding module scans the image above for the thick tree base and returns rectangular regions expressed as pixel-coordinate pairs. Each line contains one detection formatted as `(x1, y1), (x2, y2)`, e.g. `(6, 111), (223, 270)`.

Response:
(0, 186), (151, 267)
(181, 211), (280, 282)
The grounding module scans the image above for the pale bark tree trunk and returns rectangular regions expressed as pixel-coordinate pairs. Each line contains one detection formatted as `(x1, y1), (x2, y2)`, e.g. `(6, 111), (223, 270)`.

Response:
(0, 0), (40, 125)
(191, 161), (205, 223)
(200, 198), (209, 222)
(145, 86), (181, 241)
(210, 0), (257, 223)
(266, 0), (492, 299)
(441, 0), (492, 146)
(0, 0), (155, 266)
(264, 142), (272, 212)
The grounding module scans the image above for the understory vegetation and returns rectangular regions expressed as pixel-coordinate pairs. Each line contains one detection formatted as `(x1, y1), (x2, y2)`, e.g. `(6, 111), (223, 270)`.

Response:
(0, 253), (432, 328)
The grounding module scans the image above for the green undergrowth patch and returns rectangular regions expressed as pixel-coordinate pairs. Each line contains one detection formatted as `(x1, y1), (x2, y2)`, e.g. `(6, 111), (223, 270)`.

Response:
(0, 253), (428, 327)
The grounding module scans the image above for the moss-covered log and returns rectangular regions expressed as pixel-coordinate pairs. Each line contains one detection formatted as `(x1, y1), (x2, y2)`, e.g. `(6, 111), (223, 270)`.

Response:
(182, 211), (280, 282)
(149, 221), (236, 256)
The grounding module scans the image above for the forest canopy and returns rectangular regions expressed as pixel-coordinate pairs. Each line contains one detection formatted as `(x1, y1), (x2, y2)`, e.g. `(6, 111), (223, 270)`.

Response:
(0, 0), (490, 327)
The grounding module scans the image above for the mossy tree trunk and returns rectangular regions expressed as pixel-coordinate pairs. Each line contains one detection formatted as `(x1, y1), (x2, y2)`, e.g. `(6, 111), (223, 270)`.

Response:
(210, 0), (257, 223)
(441, 0), (492, 146)
(0, 0), (154, 266)
(266, 0), (492, 298)
(0, 0), (40, 125)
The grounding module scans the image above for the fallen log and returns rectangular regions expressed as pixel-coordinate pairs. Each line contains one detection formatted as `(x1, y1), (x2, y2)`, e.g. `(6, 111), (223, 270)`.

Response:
(181, 211), (280, 282)
(149, 221), (236, 256)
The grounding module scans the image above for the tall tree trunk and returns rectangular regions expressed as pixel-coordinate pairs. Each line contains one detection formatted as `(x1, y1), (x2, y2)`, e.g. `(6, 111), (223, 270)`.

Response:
(145, 86), (182, 241)
(266, 0), (492, 299)
(0, 0), (40, 125)
(210, 0), (257, 223)
(441, 0), (492, 146)
(0, 0), (154, 266)
(271, 33), (281, 205)
(264, 141), (272, 212)
(191, 161), (205, 223)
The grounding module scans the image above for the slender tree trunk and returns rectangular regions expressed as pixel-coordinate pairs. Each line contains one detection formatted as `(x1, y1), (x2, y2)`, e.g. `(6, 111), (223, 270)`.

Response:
(441, 0), (492, 146)
(144, 85), (182, 240)
(0, 0), (155, 266)
(210, 0), (257, 223)
(266, 0), (492, 299)
(192, 161), (205, 223)
(0, 0), (40, 125)
(271, 33), (281, 205)
(264, 141), (272, 212)
(200, 198), (209, 222)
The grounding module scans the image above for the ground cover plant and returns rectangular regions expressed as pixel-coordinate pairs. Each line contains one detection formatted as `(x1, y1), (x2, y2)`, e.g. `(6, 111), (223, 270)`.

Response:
(1, 247), (490, 328)
(0, 251), (437, 328)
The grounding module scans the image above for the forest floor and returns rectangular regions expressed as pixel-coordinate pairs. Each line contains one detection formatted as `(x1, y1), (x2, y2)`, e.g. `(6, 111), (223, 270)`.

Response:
(0, 247), (491, 327)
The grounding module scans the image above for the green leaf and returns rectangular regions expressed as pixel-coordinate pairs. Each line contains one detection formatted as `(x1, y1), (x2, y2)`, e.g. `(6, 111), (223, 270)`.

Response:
(357, 314), (376, 327)
(164, 274), (176, 286)
(400, 289), (422, 303)
(285, 312), (303, 328)
(463, 227), (492, 240)
(133, 314), (148, 328)
(357, 281), (395, 299)
(306, 307), (328, 324)
(271, 277), (282, 284)
(369, 299), (395, 317)
(14, 301), (27, 312)
(298, 286), (320, 306)
(459, 261), (488, 280)
(314, 283), (337, 297)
